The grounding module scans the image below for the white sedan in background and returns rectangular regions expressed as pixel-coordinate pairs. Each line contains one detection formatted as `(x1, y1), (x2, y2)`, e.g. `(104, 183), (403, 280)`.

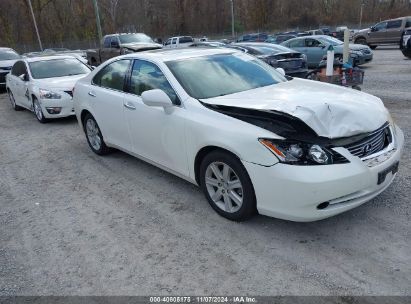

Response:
(6, 55), (91, 123)
(73, 48), (403, 222)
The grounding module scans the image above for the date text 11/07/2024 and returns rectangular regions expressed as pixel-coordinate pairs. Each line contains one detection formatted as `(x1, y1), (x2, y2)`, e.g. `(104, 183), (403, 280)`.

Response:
(149, 296), (257, 303)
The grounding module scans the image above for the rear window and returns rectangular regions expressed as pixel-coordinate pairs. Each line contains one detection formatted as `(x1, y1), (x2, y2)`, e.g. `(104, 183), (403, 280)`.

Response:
(179, 37), (194, 44)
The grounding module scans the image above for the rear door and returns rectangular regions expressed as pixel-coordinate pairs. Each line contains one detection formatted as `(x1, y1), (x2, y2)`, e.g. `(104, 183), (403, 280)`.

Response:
(89, 59), (133, 150)
(386, 19), (404, 43)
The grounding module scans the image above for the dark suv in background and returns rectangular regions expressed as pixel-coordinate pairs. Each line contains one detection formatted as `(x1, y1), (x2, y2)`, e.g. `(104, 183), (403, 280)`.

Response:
(354, 16), (411, 49)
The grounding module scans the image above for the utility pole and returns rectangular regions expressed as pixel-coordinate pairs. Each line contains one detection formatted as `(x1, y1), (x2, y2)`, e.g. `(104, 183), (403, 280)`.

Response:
(92, 0), (103, 42)
(359, 1), (365, 29)
(27, 0), (43, 51)
(230, 0), (235, 39)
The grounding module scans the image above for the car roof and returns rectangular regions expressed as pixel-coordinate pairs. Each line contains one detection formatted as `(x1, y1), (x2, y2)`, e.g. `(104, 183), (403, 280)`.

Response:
(23, 55), (81, 63)
(0, 47), (17, 52)
(121, 48), (236, 62)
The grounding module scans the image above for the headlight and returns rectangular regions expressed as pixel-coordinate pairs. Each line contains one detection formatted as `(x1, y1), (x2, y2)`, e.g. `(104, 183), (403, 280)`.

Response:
(259, 139), (349, 165)
(350, 50), (362, 56)
(39, 89), (61, 99)
(301, 53), (307, 61)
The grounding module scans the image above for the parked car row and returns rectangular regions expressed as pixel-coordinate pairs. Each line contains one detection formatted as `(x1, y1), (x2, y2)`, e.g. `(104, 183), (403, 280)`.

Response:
(2, 46), (404, 222)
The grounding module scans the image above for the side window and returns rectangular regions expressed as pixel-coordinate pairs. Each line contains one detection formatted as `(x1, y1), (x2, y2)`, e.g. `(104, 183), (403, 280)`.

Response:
(165, 39), (172, 46)
(11, 61), (27, 76)
(288, 39), (304, 48)
(375, 22), (387, 31)
(110, 36), (119, 48)
(305, 39), (321, 47)
(387, 20), (402, 29)
(406, 19), (411, 28)
(129, 60), (179, 105)
(172, 38), (177, 45)
(92, 60), (131, 91)
(103, 36), (111, 48)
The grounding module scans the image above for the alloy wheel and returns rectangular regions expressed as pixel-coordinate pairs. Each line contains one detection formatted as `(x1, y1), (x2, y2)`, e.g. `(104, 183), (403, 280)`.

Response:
(205, 161), (243, 213)
(33, 99), (43, 121)
(86, 118), (102, 151)
(8, 91), (16, 108)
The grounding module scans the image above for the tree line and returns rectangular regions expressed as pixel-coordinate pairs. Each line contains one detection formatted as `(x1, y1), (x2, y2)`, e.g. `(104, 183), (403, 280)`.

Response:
(1, 0), (411, 51)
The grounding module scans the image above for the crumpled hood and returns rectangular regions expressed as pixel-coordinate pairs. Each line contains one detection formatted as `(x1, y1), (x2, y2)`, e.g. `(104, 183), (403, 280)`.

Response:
(200, 78), (388, 139)
(122, 42), (162, 51)
(33, 74), (87, 91)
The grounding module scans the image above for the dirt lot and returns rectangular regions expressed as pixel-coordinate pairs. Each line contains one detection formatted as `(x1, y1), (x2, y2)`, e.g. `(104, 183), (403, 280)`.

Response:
(0, 48), (410, 296)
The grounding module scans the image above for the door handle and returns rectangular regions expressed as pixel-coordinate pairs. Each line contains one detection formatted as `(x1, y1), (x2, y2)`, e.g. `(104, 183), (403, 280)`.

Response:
(88, 91), (96, 97)
(124, 102), (136, 110)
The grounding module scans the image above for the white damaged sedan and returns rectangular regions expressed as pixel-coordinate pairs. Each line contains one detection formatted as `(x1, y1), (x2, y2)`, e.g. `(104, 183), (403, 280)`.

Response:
(73, 48), (404, 221)
(6, 55), (91, 123)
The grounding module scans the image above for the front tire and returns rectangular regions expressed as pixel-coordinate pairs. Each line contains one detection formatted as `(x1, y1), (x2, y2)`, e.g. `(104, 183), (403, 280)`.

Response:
(33, 97), (48, 123)
(8, 90), (23, 111)
(355, 37), (367, 45)
(200, 150), (256, 221)
(83, 114), (111, 155)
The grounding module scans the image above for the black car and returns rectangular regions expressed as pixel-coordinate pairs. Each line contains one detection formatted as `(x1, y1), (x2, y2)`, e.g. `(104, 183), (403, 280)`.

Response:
(228, 42), (308, 78)
(0, 47), (20, 88)
(400, 28), (411, 58)
(266, 34), (297, 44)
(237, 33), (268, 42)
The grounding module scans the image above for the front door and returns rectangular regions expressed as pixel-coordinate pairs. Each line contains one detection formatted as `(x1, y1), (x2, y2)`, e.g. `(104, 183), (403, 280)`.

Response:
(123, 59), (188, 176)
(10, 60), (30, 108)
(369, 22), (388, 44)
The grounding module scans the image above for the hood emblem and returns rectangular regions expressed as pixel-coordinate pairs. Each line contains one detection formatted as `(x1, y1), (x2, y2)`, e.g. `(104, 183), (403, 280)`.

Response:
(363, 143), (372, 155)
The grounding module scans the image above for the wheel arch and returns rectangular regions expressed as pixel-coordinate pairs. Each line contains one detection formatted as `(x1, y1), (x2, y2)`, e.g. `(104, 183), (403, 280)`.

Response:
(194, 145), (242, 186)
(80, 109), (92, 130)
(355, 36), (367, 43)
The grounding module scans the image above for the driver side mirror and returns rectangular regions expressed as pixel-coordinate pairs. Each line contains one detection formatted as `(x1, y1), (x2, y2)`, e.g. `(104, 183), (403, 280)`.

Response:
(141, 89), (173, 109)
(18, 73), (28, 81)
(370, 26), (376, 32)
(276, 68), (286, 76)
(319, 44), (326, 49)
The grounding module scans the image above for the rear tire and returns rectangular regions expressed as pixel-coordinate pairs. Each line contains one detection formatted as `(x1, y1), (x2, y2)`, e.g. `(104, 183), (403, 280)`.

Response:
(199, 150), (256, 221)
(83, 113), (111, 155)
(8, 90), (23, 111)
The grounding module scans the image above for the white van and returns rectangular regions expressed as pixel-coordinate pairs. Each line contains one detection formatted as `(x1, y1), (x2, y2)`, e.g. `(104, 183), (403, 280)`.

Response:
(164, 36), (194, 48)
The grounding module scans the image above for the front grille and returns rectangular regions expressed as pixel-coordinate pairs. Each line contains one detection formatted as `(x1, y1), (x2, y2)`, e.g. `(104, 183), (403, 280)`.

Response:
(343, 124), (391, 159)
(0, 72), (7, 83)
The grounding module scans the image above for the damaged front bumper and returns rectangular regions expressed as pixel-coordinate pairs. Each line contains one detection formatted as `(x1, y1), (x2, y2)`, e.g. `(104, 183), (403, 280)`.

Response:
(243, 124), (404, 222)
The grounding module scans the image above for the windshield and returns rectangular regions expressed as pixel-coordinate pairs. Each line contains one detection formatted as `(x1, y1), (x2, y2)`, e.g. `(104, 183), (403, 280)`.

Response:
(29, 58), (90, 79)
(0, 49), (20, 60)
(318, 36), (343, 46)
(119, 34), (154, 44)
(166, 53), (286, 99)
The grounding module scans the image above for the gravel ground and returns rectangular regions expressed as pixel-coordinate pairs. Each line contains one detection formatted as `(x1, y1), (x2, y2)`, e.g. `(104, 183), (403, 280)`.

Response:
(0, 48), (410, 296)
